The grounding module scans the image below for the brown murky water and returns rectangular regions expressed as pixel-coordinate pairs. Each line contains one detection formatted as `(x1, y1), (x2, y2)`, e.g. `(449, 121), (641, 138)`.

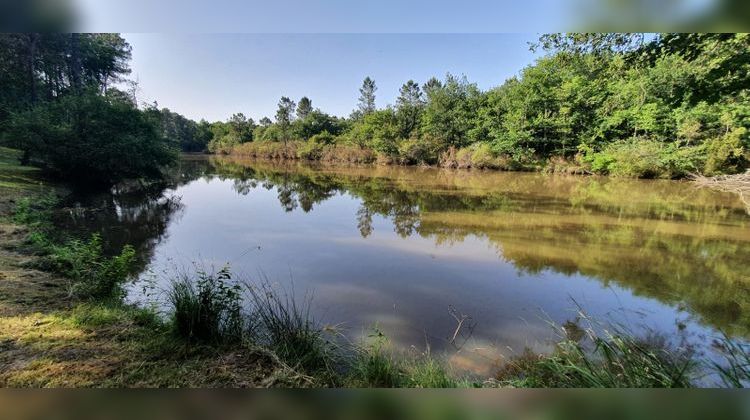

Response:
(63, 155), (750, 374)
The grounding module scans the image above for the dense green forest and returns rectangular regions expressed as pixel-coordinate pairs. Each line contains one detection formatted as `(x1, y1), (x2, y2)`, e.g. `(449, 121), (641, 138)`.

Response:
(1, 33), (748, 185)
(223, 33), (750, 178)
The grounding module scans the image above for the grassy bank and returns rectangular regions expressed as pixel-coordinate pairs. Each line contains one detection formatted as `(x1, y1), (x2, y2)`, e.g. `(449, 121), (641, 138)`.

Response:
(2, 147), (749, 388)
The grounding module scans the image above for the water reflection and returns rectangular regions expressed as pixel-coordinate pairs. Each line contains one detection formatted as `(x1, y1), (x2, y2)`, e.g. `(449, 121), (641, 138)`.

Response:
(208, 157), (750, 338)
(61, 155), (750, 372)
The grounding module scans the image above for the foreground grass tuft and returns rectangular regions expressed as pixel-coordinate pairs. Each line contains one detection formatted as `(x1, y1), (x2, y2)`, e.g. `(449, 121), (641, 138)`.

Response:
(495, 322), (695, 388)
(168, 265), (244, 344)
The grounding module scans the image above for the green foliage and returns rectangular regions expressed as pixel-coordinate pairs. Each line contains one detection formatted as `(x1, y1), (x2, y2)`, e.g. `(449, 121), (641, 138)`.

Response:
(497, 326), (695, 388)
(168, 33), (749, 178)
(51, 234), (137, 301)
(420, 74), (484, 150)
(298, 131), (337, 160)
(347, 328), (461, 388)
(349, 329), (402, 387)
(345, 109), (400, 155)
(4, 92), (176, 186)
(167, 266), (244, 344)
(397, 136), (442, 165)
(294, 110), (345, 140)
(582, 138), (710, 179)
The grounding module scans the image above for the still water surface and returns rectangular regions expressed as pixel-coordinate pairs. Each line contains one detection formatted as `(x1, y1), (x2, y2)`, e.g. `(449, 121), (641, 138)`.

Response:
(63, 156), (750, 374)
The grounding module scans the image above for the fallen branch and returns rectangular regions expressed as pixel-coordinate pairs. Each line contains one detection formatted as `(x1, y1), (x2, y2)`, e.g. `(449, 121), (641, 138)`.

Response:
(692, 171), (750, 214)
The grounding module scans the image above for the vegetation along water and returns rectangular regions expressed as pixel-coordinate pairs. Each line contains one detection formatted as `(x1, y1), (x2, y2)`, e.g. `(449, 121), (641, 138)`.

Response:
(0, 33), (749, 387)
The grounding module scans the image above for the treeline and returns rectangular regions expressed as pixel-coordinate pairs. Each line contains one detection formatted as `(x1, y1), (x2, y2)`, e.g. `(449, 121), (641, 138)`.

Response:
(2, 33), (748, 184)
(0, 34), (179, 187)
(193, 33), (749, 178)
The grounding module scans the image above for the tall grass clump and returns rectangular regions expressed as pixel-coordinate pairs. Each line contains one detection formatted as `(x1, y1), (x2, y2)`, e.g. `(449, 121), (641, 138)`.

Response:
(496, 321), (696, 388)
(244, 279), (337, 378)
(713, 335), (750, 388)
(167, 265), (244, 344)
(348, 329), (403, 387)
(347, 328), (461, 388)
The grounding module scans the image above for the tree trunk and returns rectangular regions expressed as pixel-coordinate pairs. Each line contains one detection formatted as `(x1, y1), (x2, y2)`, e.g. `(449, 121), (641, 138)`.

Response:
(69, 33), (82, 93)
(27, 33), (37, 105)
(20, 150), (30, 166)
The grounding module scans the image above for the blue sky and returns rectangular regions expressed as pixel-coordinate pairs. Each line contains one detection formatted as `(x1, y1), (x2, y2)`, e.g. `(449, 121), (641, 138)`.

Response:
(80, 0), (572, 33)
(123, 34), (542, 122)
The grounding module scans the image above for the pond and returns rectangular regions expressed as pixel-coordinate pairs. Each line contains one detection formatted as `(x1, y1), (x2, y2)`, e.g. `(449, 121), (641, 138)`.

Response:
(62, 155), (750, 375)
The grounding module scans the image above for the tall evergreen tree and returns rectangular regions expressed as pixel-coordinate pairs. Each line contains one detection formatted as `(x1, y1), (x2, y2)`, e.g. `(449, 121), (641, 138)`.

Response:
(396, 80), (424, 138)
(275, 96), (296, 144)
(357, 77), (377, 116)
(297, 96), (312, 120)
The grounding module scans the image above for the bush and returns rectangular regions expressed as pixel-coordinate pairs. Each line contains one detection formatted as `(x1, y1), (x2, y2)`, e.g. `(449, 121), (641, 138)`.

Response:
(52, 234), (137, 300)
(704, 127), (747, 175)
(3, 92), (177, 187)
(167, 265), (244, 344)
(397, 137), (442, 165)
(297, 132), (335, 161)
(309, 131), (336, 145)
(319, 145), (377, 164)
(583, 138), (704, 178)
(232, 141), (300, 159)
(440, 144), (510, 170)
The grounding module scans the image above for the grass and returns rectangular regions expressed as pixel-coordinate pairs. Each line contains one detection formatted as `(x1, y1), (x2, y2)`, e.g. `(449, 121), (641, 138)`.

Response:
(243, 279), (338, 380)
(712, 335), (750, 388)
(344, 328), (468, 388)
(494, 317), (696, 388)
(167, 265), (244, 344)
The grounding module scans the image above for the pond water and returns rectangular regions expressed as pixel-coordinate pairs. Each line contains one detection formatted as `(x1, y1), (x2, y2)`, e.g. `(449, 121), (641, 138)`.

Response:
(62, 155), (750, 375)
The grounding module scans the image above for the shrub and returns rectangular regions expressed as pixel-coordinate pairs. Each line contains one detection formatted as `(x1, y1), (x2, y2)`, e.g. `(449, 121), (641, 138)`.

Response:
(704, 127), (747, 175)
(4, 92), (177, 187)
(455, 147), (473, 169)
(297, 139), (325, 161)
(52, 234), (137, 300)
(397, 137), (442, 165)
(309, 131), (336, 145)
(584, 138), (710, 178)
(586, 139), (667, 178)
(167, 265), (244, 344)
(232, 141), (300, 160)
(469, 143), (499, 169)
(319, 145), (377, 164)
